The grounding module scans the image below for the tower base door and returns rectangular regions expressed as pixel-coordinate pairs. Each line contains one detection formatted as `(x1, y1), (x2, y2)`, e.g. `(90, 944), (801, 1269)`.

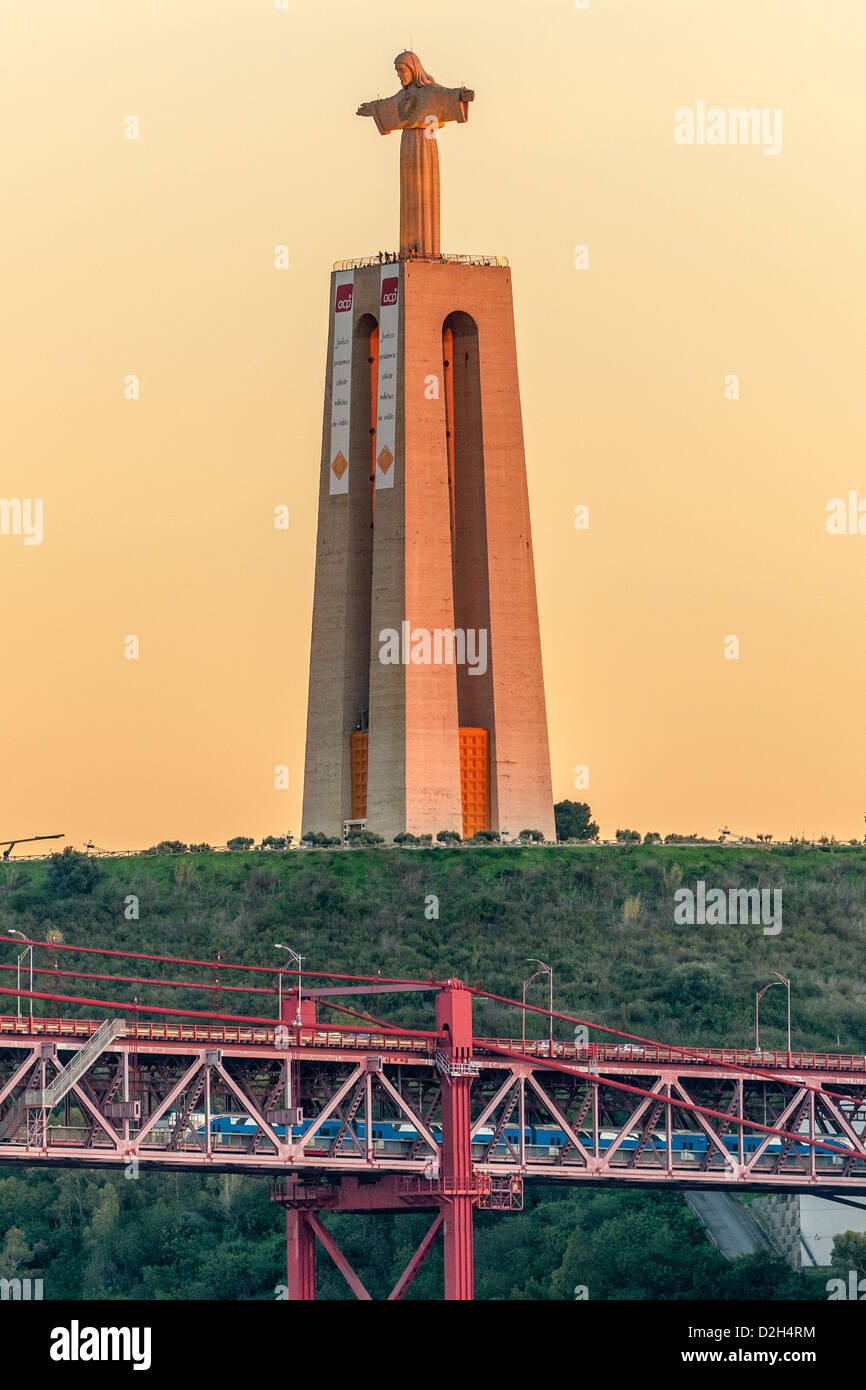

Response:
(459, 727), (490, 839)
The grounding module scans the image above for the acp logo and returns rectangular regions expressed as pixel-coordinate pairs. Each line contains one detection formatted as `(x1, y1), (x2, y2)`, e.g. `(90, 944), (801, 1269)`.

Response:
(335, 283), (354, 313)
(381, 276), (398, 307)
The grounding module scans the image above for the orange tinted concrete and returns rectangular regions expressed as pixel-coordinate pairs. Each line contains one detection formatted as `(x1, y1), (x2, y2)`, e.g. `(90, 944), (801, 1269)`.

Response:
(301, 272), (382, 839)
(302, 260), (554, 843)
(375, 262), (465, 840)
(401, 262), (555, 841)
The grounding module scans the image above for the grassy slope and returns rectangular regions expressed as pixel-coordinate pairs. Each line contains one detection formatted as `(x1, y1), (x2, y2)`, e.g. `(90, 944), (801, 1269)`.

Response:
(4, 843), (865, 1050)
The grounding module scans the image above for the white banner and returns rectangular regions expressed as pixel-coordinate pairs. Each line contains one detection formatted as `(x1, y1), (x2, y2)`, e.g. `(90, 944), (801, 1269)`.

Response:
(375, 266), (399, 490)
(328, 272), (354, 496)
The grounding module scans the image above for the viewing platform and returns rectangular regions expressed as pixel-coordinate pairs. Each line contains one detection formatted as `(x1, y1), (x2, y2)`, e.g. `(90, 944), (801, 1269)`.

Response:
(333, 251), (508, 269)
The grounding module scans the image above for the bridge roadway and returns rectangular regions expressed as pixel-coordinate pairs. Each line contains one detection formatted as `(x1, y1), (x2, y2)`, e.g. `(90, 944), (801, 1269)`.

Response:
(3, 1014), (866, 1074)
(2, 1012), (866, 1190)
(686, 1191), (775, 1260)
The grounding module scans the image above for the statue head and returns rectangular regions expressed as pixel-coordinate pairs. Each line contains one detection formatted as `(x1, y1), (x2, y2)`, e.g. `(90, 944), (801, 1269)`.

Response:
(394, 51), (435, 89)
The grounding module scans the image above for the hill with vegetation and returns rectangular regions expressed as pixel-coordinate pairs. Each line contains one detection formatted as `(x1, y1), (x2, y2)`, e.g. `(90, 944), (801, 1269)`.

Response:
(1, 842), (863, 1299)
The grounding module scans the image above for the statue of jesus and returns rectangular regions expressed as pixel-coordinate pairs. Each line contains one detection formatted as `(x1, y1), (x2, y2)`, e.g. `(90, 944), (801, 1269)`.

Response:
(357, 52), (475, 260)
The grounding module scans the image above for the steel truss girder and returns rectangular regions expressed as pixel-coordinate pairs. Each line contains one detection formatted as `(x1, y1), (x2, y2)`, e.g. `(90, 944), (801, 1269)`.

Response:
(468, 1060), (866, 1188)
(1, 1033), (866, 1189)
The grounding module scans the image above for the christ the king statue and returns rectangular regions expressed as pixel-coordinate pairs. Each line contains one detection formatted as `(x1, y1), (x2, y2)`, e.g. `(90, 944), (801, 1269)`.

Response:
(357, 51), (474, 259)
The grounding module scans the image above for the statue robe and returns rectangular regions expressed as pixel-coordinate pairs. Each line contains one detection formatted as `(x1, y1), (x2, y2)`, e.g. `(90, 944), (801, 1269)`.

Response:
(369, 84), (469, 258)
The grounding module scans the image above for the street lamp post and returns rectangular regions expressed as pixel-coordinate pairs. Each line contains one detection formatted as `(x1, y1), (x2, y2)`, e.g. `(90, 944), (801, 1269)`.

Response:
(755, 978), (785, 1054)
(275, 944), (304, 1026)
(274, 946), (305, 1136)
(522, 958), (554, 1053)
(770, 970), (792, 1062)
(8, 929), (33, 1023)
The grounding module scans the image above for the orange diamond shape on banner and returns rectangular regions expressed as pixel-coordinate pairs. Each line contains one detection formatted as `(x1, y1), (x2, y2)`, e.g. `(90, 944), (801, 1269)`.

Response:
(331, 451), (348, 480)
(377, 445), (394, 474)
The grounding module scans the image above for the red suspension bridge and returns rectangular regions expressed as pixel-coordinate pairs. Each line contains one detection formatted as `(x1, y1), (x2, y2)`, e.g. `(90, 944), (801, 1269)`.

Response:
(1, 934), (866, 1300)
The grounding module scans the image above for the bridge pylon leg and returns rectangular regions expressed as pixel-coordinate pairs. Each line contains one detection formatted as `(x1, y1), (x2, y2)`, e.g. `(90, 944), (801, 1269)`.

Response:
(442, 1193), (474, 1301)
(285, 1208), (316, 1300)
(437, 979), (476, 1302)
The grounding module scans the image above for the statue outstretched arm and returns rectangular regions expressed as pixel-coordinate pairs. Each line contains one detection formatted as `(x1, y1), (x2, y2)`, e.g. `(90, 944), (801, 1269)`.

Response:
(357, 85), (474, 134)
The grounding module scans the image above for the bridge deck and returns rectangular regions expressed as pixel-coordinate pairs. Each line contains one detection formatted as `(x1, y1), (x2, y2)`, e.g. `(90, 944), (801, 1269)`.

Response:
(3, 1014), (866, 1189)
(4, 1017), (866, 1074)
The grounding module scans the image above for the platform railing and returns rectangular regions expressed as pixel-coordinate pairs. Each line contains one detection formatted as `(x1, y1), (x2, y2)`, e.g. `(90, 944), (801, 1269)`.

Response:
(0, 1014), (436, 1055)
(473, 1038), (866, 1072)
(333, 251), (508, 270)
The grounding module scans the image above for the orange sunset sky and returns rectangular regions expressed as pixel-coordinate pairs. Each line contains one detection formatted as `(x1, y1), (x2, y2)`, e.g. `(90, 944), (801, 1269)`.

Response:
(1, 0), (864, 850)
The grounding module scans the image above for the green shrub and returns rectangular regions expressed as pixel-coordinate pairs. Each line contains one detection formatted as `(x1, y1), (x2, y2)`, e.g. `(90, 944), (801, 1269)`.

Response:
(302, 831), (340, 847)
(347, 830), (384, 846)
(554, 801), (598, 842)
(45, 848), (103, 896)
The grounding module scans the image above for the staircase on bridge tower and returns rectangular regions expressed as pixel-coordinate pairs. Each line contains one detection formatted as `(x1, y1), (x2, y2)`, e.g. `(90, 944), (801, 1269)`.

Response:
(23, 1018), (125, 1110)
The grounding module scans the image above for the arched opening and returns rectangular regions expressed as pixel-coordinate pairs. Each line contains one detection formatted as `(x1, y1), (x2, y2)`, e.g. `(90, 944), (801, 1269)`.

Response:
(442, 311), (494, 837)
(347, 314), (378, 821)
(368, 322), (379, 528)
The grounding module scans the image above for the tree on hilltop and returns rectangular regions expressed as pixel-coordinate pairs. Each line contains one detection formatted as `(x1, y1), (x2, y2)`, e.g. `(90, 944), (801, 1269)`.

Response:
(554, 801), (598, 843)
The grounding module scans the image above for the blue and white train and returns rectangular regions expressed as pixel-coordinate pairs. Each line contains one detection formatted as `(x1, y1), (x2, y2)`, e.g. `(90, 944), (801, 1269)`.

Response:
(188, 1113), (856, 1161)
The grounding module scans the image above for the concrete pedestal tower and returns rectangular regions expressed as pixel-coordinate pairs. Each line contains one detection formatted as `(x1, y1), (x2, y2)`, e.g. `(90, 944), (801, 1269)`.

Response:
(301, 52), (554, 845)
